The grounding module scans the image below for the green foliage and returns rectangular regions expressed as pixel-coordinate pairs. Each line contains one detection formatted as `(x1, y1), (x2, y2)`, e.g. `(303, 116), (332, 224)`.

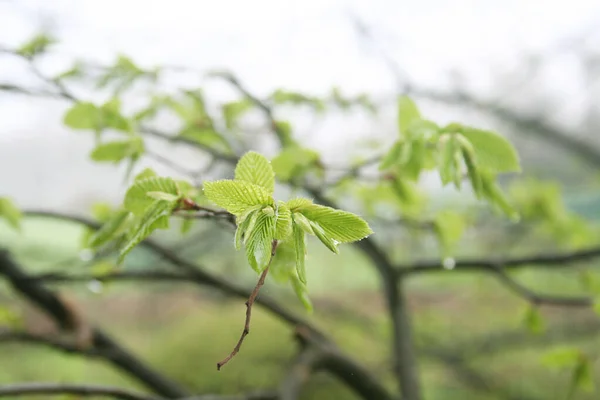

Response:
(434, 211), (466, 257)
(63, 100), (133, 133)
(522, 305), (545, 334)
(88, 210), (132, 249)
(89, 137), (144, 163)
(222, 99), (253, 129)
(271, 146), (320, 182)
(234, 151), (275, 194)
(201, 151), (373, 309)
(457, 127), (520, 173)
(397, 96), (422, 135)
(0, 197), (21, 231)
(541, 347), (595, 398)
(124, 177), (180, 216)
(16, 34), (55, 58)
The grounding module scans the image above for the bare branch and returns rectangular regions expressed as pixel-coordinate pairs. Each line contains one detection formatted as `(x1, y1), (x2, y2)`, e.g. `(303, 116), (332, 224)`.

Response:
(0, 329), (104, 357)
(0, 383), (159, 400)
(400, 246), (600, 275)
(0, 250), (188, 399)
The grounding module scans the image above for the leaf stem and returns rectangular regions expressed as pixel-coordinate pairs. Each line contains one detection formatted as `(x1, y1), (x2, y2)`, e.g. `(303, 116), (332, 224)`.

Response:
(217, 240), (278, 370)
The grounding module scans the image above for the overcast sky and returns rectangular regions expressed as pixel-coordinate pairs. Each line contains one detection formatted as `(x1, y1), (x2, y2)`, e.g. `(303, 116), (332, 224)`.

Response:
(1, 0), (599, 209)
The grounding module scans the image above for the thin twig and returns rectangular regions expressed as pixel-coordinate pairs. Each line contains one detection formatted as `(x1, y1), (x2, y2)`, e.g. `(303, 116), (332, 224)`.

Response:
(0, 383), (159, 400)
(217, 240), (278, 370)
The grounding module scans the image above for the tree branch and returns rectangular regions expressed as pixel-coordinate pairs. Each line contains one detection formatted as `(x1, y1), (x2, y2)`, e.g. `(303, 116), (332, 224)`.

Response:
(0, 383), (158, 400)
(21, 210), (393, 400)
(0, 250), (188, 399)
(279, 347), (324, 400)
(0, 329), (104, 357)
(399, 246), (600, 275)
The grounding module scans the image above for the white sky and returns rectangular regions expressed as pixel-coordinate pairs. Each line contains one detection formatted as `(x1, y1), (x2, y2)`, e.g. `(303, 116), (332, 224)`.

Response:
(0, 0), (599, 209)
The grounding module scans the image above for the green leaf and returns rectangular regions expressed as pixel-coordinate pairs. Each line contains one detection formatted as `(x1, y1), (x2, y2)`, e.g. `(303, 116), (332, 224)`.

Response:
(179, 127), (229, 151)
(269, 240), (297, 283)
(244, 211), (276, 273)
(571, 358), (595, 394)
(235, 151), (275, 194)
(64, 102), (101, 130)
(275, 202), (292, 240)
(434, 211), (466, 256)
(459, 140), (482, 196)
(146, 192), (181, 202)
(523, 306), (545, 334)
(291, 212), (314, 235)
(124, 177), (180, 216)
(291, 273), (313, 313)
(90, 137), (144, 163)
(541, 347), (581, 368)
(310, 221), (339, 254)
(119, 200), (174, 262)
(481, 172), (520, 221)
(437, 134), (459, 186)
(88, 210), (132, 249)
(273, 121), (294, 146)
(17, 34), (55, 58)
(293, 221), (307, 284)
(0, 197), (22, 231)
(271, 147), (319, 181)
(203, 180), (273, 216)
(286, 198), (313, 212)
(397, 96), (421, 136)
(100, 98), (133, 132)
(223, 99), (253, 129)
(0, 305), (22, 328)
(459, 127), (521, 173)
(298, 204), (373, 243)
(90, 260), (119, 277)
(134, 168), (157, 181)
(235, 208), (259, 250)
(379, 141), (404, 171)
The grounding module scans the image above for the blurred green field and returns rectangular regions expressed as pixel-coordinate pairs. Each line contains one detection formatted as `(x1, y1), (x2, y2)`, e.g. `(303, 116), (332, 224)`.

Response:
(1, 217), (600, 399)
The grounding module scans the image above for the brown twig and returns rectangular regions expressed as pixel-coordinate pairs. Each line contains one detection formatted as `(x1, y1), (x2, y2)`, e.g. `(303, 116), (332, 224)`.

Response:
(217, 240), (278, 370)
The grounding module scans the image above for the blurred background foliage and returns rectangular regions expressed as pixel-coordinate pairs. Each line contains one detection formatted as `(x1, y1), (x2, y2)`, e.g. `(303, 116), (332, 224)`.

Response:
(2, 1), (600, 399)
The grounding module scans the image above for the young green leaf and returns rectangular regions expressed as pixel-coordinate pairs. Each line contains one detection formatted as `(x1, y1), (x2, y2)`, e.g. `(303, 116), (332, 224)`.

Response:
(291, 273), (313, 313)
(523, 305), (545, 334)
(292, 212), (314, 235)
(235, 209), (258, 250)
(481, 172), (520, 221)
(269, 240), (297, 283)
(64, 102), (100, 130)
(434, 211), (466, 256)
(0, 197), (22, 231)
(541, 347), (581, 368)
(275, 201), (292, 240)
(235, 151), (275, 194)
(146, 191), (181, 202)
(459, 127), (521, 173)
(90, 137), (144, 163)
(17, 34), (55, 58)
(397, 96), (421, 136)
(203, 180), (273, 216)
(298, 204), (373, 243)
(119, 200), (174, 263)
(286, 198), (313, 212)
(293, 221), (307, 283)
(310, 221), (339, 254)
(244, 211), (276, 273)
(459, 140), (482, 197)
(134, 168), (157, 181)
(88, 210), (132, 249)
(271, 147), (319, 181)
(379, 140), (404, 171)
(437, 134), (459, 186)
(124, 177), (180, 216)
(571, 358), (595, 394)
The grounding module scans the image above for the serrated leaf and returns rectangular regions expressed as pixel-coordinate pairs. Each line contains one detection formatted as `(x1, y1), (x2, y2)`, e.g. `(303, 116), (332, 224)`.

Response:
(286, 198), (313, 211)
(269, 240), (297, 283)
(459, 127), (520, 173)
(0, 197), (22, 231)
(292, 212), (315, 235)
(235, 209), (258, 250)
(119, 200), (174, 263)
(64, 102), (101, 130)
(124, 177), (180, 216)
(275, 202), (292, 240)
(299, 204), (373, 243)
(397, 96), (421, 136)
(88, 210), (132, 249)
(310, 221), (339, 254)
(244, 211), (276, 273)
(203, 180), (272, 216)
(293, 221), (307, 283)
(291, 273), (313, 313)
(235, 151), (275, 194)
(90, 137), (144, 163)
